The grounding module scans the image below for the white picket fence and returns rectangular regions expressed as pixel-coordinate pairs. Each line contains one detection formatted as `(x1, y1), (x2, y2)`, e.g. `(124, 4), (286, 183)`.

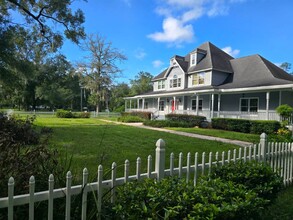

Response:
(0, 133), (292, 220)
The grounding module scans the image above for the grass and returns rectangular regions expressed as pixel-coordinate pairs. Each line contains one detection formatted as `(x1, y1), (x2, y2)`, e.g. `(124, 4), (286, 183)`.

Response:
(34, 117), (238, 179)
(167, 127), (261, 143)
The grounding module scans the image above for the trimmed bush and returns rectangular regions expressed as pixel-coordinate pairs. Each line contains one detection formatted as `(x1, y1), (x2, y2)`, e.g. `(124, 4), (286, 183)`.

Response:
(210, 161), (283, 202)
(143, 120), (193, 128)
(166, 113), (206, 127)
(56, 109), (73, 118)
(118, 116), (145, 123)
(212, 118), (281, 134)
(56, 110), (91, 118)
(122, 111), (152, 120)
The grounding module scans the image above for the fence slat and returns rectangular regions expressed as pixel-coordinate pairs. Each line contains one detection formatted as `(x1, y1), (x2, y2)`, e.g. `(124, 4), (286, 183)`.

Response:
(29, 176), (35, 220)
(186, 153), (191, 182)
(136, 158), (141, 181)
(65, 171), (72, 220)
(208, 152), (212, 175)
(233, 149), (237, 163)
(202, 152), (205, 175)
(81, 168), (88, 220)
(147, 155), (152, 178)
(194, 153), (198, 186)
(227, 150), (231, 163)
(170, 153), (174, 176)
(124, 160), (129, 183)
(179, 153), (183, 178)
(8, 177), (14, 220)
(48, 174), (54, 220)
(221, 152), (225, 166)
(111, 162), (117, 204)
(97, 165), (103, 220)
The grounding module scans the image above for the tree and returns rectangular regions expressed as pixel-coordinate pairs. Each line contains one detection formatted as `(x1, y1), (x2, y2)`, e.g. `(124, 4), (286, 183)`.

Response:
(1, 0), (86, 45)
(130, 71), (153, 95)
(77, 34), (127, 113)
(279, 62), (292, 73)
(109, 83), (131, 112)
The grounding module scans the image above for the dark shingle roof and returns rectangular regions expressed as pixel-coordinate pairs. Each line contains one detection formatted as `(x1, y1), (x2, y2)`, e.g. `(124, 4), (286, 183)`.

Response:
(152, 68), (168, 81)
(188, 42), (234, 73)
(219, 55), (293, 89)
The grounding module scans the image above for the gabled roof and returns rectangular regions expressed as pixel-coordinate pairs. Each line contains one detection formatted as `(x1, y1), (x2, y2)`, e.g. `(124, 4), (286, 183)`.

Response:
(152, 68), (168, 81)
(188, 42), (234, 73)
(219, 54), (293, 89)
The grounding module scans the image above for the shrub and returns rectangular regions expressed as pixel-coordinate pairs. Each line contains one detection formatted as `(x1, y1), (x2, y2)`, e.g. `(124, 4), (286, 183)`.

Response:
(210, 161), (283, 202)
(276, 104), (293, 124)
(56, 110), (91, 118)
(212, 118), (281, 134)
(56, 109), (74, 118)
(143, 120), (193, 128)
(121, 111), (152, 120)
(250, 120), (281, 134)
(108, 176), (268, 220)
(166, 114), (206, 127)
(118, 116), (145, 123)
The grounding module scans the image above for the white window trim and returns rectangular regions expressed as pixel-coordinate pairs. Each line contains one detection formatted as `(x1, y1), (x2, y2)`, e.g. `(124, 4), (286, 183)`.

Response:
(157, 80), (165, 90)
(239, 97), (259, 113)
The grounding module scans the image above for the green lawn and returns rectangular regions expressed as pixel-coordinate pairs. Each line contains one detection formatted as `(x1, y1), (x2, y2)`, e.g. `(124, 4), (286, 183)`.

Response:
(34, 117), (238, 179)
(167, 127), (260, 143)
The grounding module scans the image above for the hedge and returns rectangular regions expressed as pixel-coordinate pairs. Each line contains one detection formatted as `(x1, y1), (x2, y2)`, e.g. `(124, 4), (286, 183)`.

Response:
(212, 118), (281, 134)
(166, 114), (206, 127)
(143, 120), (194, 128)
(105, 162), (282, 219)
(121, 111), (152, 120)
(56, 110), (90, 118)
(118, 116), (145, 123)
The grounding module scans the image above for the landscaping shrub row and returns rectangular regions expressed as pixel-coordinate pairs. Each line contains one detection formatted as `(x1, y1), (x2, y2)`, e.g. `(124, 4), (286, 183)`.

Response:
(143, 120), (194, 128)
(56, 109), (90, 118)
(212, 118), (281, 134)
(118, 115), (145, 123)
(166, 113), (206, 127)
(121, 111), (152, 120)
(105, 161), (282, 219)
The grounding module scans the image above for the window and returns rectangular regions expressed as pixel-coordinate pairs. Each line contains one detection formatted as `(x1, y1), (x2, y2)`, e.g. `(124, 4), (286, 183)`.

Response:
(157, 80), (165, 90)
(240, 98), (258, 112)
(191, 99), (203, 111)
(159, 100), (164, 111)
(191, 53), (196, 66)
(170, 75), (181, 88)
(192, 73), (205, 86)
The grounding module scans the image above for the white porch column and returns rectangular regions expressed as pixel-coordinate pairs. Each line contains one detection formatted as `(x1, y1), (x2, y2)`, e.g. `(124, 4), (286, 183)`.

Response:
(157, 97), (160, 111)
(130, 100), (132, 110)
(266, 92), (270, 120)
(196, 95), (199, 115)
(137, 98), (140, 110)
(182, 96), (184, 112)
(125, 99), (127, 111)
(211, 93), (215, 119)
(217, 94), (221, 118)
(142, 98), (145, 110)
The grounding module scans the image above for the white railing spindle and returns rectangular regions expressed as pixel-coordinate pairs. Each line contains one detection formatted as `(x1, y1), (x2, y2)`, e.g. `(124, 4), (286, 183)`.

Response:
(29, 176), (35, 220)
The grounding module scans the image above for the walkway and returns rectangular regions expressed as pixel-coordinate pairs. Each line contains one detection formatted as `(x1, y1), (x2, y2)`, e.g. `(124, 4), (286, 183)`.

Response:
(100, 120), (251, 147)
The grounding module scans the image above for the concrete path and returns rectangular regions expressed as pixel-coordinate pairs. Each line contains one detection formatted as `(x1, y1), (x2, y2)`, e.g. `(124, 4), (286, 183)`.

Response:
(100, 120), (251, 147)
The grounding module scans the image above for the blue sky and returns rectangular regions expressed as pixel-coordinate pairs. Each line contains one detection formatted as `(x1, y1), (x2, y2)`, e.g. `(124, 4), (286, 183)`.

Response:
(61, 0), (293, 83)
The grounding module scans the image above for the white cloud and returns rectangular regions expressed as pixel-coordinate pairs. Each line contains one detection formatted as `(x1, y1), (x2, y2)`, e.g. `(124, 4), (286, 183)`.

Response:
(134, 48), (147, 60)
(148, 17), (194, 44)
(152, 60), (164, 68)
(222, 46), (240, 57)
(149, 0), (246, 45)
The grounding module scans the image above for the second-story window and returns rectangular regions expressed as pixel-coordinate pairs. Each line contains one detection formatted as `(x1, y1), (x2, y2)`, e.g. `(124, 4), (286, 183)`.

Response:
(170, 75), (181, 88)
(191, 53), (196, 66)
(157, 80), (165, 90)
(192, 73), (205, 86)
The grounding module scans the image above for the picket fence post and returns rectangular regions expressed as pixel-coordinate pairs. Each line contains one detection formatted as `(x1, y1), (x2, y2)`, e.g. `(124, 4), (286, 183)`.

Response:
(155, 139), (165, 181)
(260, 133), (268, 162)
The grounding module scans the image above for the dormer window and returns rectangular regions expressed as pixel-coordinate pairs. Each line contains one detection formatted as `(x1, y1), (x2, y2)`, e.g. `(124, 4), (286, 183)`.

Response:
(191, 53), (196, 66)
(170, 75), (181, 88)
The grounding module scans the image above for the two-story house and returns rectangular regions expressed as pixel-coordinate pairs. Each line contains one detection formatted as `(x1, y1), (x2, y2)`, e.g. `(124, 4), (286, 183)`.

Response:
(125, 42), (293, 121)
